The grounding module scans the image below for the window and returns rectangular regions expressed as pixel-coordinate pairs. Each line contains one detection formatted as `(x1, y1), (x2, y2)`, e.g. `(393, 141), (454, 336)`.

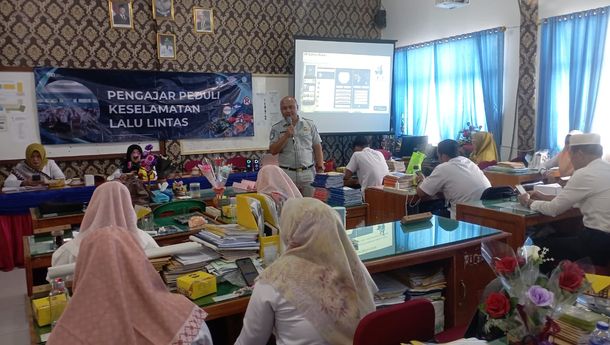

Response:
(536, 7), (610, 153)
(393, 29), (504, 146)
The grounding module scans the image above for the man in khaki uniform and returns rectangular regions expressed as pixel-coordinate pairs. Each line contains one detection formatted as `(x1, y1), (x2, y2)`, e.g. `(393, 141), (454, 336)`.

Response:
(269, 97), (324, 197)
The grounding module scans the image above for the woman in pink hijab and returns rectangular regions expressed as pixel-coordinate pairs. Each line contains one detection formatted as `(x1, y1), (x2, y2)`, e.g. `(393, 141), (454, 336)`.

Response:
(47, 226), (212, 345)
(256, 165), (302, 217)
(52, 182), (158, 266)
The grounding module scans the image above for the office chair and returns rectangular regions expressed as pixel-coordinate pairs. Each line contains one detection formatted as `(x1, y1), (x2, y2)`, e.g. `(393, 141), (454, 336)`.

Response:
(353, 299), (435, 345)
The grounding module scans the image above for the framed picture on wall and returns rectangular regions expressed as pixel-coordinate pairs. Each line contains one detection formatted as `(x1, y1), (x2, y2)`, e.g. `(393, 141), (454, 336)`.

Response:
(193, 8), (214, 34)
(157, 33), (176, 59)
(109, 0), (133, 29)
(153, 0), (174, 20)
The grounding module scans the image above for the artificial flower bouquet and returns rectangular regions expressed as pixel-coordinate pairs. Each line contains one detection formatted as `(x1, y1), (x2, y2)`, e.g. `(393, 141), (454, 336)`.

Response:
(457, 122), (483, 145)
(198, 158), (232, 190)
(479, 240), (590, 344)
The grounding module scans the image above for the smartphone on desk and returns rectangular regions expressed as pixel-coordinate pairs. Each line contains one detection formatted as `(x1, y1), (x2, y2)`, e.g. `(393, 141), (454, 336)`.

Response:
(235, 258), (259, 287)
(515, 184), (527, 195)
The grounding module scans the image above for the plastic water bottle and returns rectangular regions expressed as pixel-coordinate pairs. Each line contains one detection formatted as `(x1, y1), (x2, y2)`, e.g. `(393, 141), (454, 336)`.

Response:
(589, 321), (610, 345)
(49, 278), (70, 328)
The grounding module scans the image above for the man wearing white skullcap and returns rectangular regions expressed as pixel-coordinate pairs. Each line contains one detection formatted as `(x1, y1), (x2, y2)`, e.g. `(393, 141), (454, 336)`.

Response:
(519, 133), (610, 269)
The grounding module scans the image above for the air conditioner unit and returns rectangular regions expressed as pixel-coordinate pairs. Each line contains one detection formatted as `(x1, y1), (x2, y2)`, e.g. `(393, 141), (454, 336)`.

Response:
(435, 0), (470, 9)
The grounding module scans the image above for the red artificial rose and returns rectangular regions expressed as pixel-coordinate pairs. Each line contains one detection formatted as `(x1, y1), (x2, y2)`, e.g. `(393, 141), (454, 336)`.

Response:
(494, 256), (518, 274)
(558, 261), (585, 292)
(485, 292), (511, 318)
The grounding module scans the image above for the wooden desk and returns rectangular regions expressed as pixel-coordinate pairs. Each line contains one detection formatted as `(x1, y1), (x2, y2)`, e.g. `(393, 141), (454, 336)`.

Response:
(29, 208), (84, 235)
(456, 200), (582, 249)
(484, 170), (543, 187)
(26, 217), (508, 343)
(23, 229), (200, 296)
(365, 186), (423, 225)
(345, 204), (368, 229)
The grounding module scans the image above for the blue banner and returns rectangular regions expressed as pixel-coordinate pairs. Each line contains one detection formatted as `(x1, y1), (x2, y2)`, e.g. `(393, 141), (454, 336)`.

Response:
(34, 68), (254, 144)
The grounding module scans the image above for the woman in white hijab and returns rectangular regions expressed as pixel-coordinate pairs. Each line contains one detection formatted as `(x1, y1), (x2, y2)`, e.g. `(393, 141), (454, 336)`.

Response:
(235, 198), (377, 345)
(51, 182), (158, 266)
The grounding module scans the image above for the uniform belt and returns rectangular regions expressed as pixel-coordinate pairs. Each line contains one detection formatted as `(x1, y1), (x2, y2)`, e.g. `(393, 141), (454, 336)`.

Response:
(280, 164), (314, 172)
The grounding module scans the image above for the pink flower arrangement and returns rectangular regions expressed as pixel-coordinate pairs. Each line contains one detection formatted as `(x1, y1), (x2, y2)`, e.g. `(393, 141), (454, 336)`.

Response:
(479, 240), (590, 344)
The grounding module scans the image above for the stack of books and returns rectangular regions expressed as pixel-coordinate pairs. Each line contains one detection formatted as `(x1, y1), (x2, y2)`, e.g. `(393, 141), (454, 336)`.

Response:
(191, 224), (259, 260)
(313, 187), (330, 203)
(386, 159), (406, 173)
(327, 187), (363, 207)
(382, 172), (413, 190)
(312, 172), (344, 189)
(486, 161), (529, 173)
(551, 305), (607, 345)
(390, 266), (446, 333)
(149, 256), (171, 272)
(161, 247), (220, 291)
(371, 273), (407, 307)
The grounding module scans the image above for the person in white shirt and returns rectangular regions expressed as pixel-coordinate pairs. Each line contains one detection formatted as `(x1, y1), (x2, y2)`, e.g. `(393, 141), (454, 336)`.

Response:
(416, 139), (491, 219)
(52, 182), (158, 266)
(343, 135), (389, 199)
(6, 143), (65, 185)
(235, 198), (377, 345)
(519, 133), (610, 268)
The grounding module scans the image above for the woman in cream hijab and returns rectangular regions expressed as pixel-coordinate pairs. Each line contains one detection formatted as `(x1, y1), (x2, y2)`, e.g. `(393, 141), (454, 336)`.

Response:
(235, 198), (377, 345)
(47, 226), (212, 345)
(51, 182), (158, 266)
(470, 131), (499, 165)
(6, 143), (64, 185)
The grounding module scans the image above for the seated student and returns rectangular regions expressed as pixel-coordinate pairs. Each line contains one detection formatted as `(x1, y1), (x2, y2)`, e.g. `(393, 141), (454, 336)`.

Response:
(110, 144), (143, 179)
(256, 165), (302, 216)
(417, 139), (491, 219)
(52, 182), (158, 266)
(542, 130), (581, 177)
(235, 198), (377, 345)
(343, 135), (389, 198)
(518, 133), (610, 269)
(470, 131), (498, 167)
(47, 226), (212, 345)
(6, 143), (65, 185)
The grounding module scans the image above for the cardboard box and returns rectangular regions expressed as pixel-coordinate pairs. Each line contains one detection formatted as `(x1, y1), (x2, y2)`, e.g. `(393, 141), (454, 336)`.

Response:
(177, 271), (217, 300)
(32, 294), (68, 327)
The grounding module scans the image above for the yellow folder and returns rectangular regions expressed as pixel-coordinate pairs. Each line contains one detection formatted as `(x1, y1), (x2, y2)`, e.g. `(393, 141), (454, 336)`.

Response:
(237, 193), (279, 228)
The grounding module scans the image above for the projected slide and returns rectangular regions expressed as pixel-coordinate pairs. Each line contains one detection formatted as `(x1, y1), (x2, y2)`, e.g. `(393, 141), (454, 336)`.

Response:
(295, 38), (394, 133)
(300, 53), (390, 114)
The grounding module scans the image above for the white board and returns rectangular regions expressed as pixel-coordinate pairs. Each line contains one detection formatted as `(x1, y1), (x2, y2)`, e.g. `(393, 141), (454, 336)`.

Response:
(180, 75), (292, 154)
(0, 71), (159, 160)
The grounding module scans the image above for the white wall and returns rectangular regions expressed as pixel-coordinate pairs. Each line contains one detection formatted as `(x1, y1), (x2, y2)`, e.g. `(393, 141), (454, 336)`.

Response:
(539, 0), (610, 19)
(382, 0), (610, 160)
(382, 0), (520, 47)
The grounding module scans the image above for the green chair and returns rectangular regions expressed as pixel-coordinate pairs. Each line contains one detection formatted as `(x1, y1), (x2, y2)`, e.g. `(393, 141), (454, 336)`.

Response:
(152, 200), (206, 219)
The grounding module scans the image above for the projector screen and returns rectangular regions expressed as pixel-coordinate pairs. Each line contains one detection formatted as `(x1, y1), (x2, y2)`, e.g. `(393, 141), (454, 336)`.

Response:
(294, 37), (395, 134)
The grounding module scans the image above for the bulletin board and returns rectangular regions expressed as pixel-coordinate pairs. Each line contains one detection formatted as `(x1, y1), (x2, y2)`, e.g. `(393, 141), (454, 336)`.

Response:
(179, 74), (293, 154)
(0, 71), (159, 160)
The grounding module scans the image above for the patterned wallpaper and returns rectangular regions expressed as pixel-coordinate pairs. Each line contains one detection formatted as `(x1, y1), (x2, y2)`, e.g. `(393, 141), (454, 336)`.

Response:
(517, 0), (538, 153)
(0, 0), (380, 183)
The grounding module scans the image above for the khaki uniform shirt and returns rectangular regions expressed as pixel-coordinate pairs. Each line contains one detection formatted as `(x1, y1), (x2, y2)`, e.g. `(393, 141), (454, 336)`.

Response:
(269, 116), (322, 169)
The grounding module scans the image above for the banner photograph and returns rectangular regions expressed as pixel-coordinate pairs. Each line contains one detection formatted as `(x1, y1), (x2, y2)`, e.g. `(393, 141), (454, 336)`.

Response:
(34, 68), (254, 144)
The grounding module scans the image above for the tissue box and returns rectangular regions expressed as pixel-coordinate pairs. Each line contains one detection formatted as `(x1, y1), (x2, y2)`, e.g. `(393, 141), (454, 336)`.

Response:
(32, 295), (68, 327)
(534, 183), (562, 196)
(177, 271), (217, 300)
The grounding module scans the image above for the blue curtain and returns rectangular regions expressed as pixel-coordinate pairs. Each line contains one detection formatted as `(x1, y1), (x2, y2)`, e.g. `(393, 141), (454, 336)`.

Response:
(536, 7), (609, 151)
(476, 32), (504, 153)
(393, 29), (504, 146)
(393, 49), (407, 135)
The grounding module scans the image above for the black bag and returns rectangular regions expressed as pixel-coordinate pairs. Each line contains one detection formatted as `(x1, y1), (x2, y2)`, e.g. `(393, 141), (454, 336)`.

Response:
(480, 186), (516, 200)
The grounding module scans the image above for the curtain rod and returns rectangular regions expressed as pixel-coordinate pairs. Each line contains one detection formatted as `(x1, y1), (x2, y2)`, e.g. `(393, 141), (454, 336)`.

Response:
(395, 26), (506, 51)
